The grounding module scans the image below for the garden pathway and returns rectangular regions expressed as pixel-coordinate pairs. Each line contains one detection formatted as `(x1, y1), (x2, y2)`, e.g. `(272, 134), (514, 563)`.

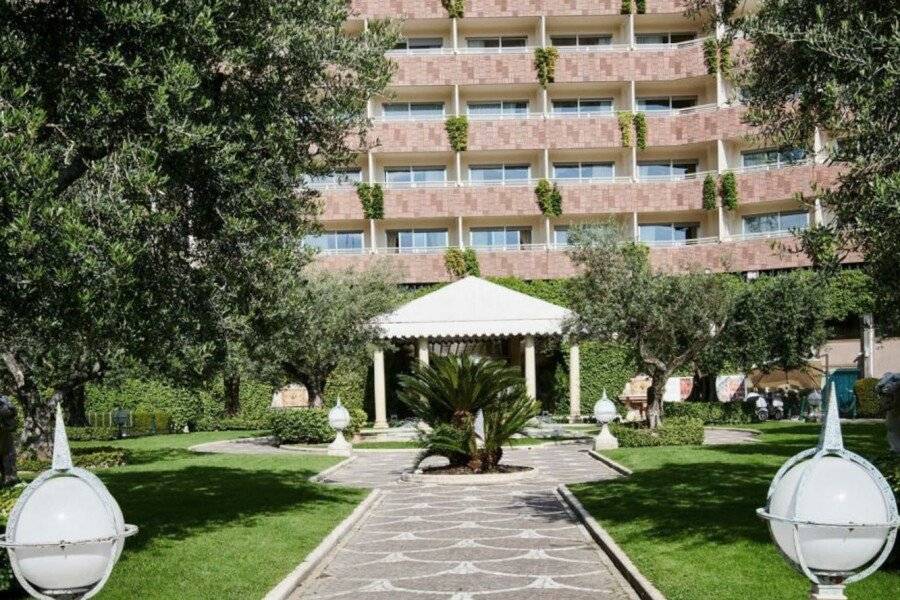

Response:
(292, 444), (640, 600)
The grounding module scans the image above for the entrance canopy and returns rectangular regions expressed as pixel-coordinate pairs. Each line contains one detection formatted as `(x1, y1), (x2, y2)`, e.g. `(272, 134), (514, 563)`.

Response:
(374, 276), (573, 340)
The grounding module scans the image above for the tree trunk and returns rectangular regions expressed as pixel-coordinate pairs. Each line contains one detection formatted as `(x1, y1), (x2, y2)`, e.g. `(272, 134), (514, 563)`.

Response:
(65, 382), (88, 426)
(646, 375), (667, 429)
(20, 389), (59, 461)
(223, 372), (241, 416)
(308, 382), (324, 408)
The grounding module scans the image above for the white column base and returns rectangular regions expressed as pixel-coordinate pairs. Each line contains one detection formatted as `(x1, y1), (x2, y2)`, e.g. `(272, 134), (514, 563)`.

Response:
(594, 424), (619, 450)
(810, 584), (846, 600)
(328, 431), (353, 457)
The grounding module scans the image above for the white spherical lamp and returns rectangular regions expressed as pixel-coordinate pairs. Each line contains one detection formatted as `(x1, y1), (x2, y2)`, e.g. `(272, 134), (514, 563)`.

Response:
(327, 398), (352, 457)
(592, 389), (619, 450)
(757, 384), (898, 600)
(1, 405), (137, 599)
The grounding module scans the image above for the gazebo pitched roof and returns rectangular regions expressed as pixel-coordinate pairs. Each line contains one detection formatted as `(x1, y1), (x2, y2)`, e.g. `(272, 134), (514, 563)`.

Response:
(374, 276), (573, 339)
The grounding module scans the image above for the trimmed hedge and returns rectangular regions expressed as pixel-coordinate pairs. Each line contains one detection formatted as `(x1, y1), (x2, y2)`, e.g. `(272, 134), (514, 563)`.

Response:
(854, 377), (883, 418)
(17, 447), (129, 472)
(665, 401), (754, 424)
(270, 408), (334, 444)
(0, 484), (25, 593)
(611, 417), (704, 447)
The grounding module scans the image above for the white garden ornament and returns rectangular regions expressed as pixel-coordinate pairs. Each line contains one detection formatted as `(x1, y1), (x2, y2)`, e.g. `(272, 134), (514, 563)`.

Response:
(0, 405), (137, 599)
(593, 389), (619, 450)
(757, 384), (898, 600)
(327, 398), (353, 457)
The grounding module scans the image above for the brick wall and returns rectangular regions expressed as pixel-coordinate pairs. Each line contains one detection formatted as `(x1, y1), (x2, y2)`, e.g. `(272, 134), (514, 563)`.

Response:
(348, 0), (628, 19)
(646, 106), (752, 146)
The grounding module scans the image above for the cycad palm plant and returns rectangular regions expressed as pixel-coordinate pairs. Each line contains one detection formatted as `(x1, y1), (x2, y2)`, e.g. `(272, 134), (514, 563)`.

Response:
(398, 354), (539, 472)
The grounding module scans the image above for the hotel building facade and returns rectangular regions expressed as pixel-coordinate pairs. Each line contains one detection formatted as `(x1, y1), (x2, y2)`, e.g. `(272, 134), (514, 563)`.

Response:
(309, 0), (843, 285)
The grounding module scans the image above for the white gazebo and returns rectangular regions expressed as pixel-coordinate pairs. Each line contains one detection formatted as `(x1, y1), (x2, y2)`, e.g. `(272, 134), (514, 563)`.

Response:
(370, 276), (581, 428)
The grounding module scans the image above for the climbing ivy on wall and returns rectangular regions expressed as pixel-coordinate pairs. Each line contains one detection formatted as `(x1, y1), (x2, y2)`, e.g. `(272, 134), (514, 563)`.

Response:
(441, 0), (464, 19)
(702, 174), (717, 210)
(356, 182), (384, 219)
(533, 47), (559, 88)
(633, 112), (648, 150)
(617, 111), (633, 147)
(703, 38), (719, 75)
(534, 179), (563, 216)
(445, 116), (468, 152)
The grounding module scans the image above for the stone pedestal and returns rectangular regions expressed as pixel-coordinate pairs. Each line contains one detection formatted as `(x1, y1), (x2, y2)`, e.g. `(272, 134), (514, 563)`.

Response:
(594, 424), (619, 450)
(810, 584), (846, 600)
(327, 431), (352, 457)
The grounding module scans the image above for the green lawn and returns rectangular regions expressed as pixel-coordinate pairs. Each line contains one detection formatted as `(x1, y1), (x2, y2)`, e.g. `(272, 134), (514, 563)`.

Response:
(571, 421), (898, 600)
(62, 431), (366, 600)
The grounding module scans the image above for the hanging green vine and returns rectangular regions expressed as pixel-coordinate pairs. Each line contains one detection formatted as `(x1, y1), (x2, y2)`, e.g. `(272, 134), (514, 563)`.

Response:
(703, 38), (719, 75)
(633, 112), (648, 151)
(441, 0), (464, 19)
(719, 39), (733, 80)
(463, 248), (480, 276)
(617, 111), (633, 147)
(636, 0), (646, 14)
(356, 182), (384, 219)
(445, 116), (468, 152)
(533, 47), (559, 88)
(702, 174), (717, 210)
(620, 0), (632, 14)
(445, 247), (480, 277)
(535, 179), (563, 217)
(720, 171), (739, 211)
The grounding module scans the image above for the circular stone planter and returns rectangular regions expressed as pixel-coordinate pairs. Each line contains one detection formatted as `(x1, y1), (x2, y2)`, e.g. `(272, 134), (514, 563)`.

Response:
(401, 467), (537, 485)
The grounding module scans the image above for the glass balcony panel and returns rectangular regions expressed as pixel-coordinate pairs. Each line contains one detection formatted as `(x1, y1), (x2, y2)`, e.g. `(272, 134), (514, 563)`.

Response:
(553, 163), (581, 179)
(470, 166), (503, 182)
(780, 211), (809, 230)
(581, 162), (614, 179)
(504, 165), (530, 181)
(552, 100), (579, 114)
(637, 97), (671, 112)
(410, 102), (445, 118)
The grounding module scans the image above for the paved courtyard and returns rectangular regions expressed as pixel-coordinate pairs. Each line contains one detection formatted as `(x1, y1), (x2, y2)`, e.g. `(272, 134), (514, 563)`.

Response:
(292, 444), (640, 600)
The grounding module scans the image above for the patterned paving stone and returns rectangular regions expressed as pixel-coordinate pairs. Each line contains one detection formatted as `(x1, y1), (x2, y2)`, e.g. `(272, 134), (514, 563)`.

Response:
(292, 443), (639, 600)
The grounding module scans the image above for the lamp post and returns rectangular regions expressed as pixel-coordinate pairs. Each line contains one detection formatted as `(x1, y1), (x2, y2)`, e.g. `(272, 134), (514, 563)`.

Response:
(806, 389), (823, 422)
(0, 405), (137, 599)
(327, 398), (352, 457)
(757, 384), (899, 600)
(593, 389), (619, 450)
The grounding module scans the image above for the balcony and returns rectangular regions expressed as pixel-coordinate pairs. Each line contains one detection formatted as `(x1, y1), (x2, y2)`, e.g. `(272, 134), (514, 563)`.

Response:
(645, 104), (752, 145)
(348, 1), (624, 20)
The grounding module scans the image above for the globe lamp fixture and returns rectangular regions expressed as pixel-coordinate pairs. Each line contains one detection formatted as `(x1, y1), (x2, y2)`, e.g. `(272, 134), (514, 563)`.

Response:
(0, 405), (137, 599)
(593, 389), (619, 450)
(757, 384), (899, 600)
(327, 398), (353, 457)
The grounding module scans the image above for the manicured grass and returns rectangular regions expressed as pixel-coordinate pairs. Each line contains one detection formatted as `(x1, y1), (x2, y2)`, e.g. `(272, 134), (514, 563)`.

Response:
(571, 421), (898, 600)
(64, 431), (366, 600)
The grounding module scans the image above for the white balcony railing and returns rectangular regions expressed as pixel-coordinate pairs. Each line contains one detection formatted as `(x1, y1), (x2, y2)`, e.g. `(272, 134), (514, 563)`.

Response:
(733, 159), (814, 174)
(384, 36), (711, 57)
(456, 45), (537, 55)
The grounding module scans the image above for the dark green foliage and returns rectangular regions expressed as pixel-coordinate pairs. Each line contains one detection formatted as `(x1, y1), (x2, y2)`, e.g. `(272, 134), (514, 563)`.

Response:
(719, 38), (733, 79)
(488, 277), (572, 307)
(533, 47), (559, 87)
(636, 0), (646, 14)
(17, 447), (128, 472)
(323, 361), (368, 414)
(610, 417), (705, 447)
(0, 483), (24, 592)
(463, 248), (481, 276)
(633, 112), (648, 150)
(552, 342), (636, 417)
(357, 183), (385, 219)
(702, 174), (717, 210)
(617, 111), (633, 146)
(854, 377), (882, 418)
(445, 116), (469, 152)
(269, 408), (335, 444)
(441, 0), (464, 18)
(67, 426), (119, 441)
(621, 0), (633, 14)
(703, 38), (719, 74)
(666, 401), (754, 424)
(534, 179), (563, 216)
(444, 248), (467, 278)
(720, 171), (738, 210)
(822, 269), (874, 321)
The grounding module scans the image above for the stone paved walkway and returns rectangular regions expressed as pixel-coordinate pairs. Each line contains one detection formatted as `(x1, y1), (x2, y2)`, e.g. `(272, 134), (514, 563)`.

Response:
(292, 444), (639, 600)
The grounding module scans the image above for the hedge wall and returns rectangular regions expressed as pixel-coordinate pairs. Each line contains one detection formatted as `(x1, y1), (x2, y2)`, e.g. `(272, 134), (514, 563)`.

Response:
(853, 377), (882, 418)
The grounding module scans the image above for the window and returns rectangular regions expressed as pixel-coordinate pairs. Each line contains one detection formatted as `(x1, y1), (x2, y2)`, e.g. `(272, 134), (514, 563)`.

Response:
(553, 227), (569, 246)
(469, 226), (532, 249)
(638, 160), (698, 180)
(742, 211), (809, 234)
(552, 98), (613, 116)
(635, 32), (697, 45)
(304, 231), (364, 254)
(381, 102), (445, 120)
(467, 101), (529, 118)
(392, 38), (444, 51)
(553, 162), (614, 181)
(384, 166), (446, 186)
(307, 169), (362, 187)
(469, 164), (531, 184)
(741, 148), (808, 170)
(387, 229), (449, 253)
(551, 34), (612, 48)
(636, 96), (698, 112)
(466, 37), (528, 51)
(638, 223), (699, 245)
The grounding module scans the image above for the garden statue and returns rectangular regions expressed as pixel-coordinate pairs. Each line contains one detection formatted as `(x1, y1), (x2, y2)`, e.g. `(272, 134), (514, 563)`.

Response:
(875, 373), (900, 454)
(0, 396), (16, 485)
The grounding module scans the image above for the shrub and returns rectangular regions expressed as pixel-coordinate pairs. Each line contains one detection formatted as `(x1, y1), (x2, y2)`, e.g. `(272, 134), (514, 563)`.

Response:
(617, 111), (633, 147)
(463, 248), (480, 276)
(0, 484), (25, 593)
(17, 447), (129, 472)
(719, 39), (733, 79)
(67, 426), (119, 441)
(620, 0), (632, 14)
(533, 47), (558, 87)
(445, 116), (468, 152)
(86, 377), (201, 430)
(854, 377), (883, 418)
(324, 361), (368, 413)
(441, 0), (463, 18)
(611, 416), (704, 447)
(632, 112), (647, 150)
(703, 174), (717, 210)
(269, 408), (335, 444)
(444, 247), (467, 277)
(665, 401), (754, 424)
(534, 178), (563, 216)
(551, 341), (636, 417)
(703, 37), (719, 75)
(720, 171), (739, 210)
(636, 0), (646, 14)
(356, 182), (385, 219)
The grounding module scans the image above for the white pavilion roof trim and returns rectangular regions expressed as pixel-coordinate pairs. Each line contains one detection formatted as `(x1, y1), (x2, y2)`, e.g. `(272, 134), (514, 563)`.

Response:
(374, 276), (573, 339)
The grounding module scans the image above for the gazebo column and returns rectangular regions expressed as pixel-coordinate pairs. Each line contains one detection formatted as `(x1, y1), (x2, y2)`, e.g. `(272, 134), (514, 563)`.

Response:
(569, 342), (581, 423)
(524, 335), (537, 399)
(373, 348), (388, 429)
(417, 337), (429, 366)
